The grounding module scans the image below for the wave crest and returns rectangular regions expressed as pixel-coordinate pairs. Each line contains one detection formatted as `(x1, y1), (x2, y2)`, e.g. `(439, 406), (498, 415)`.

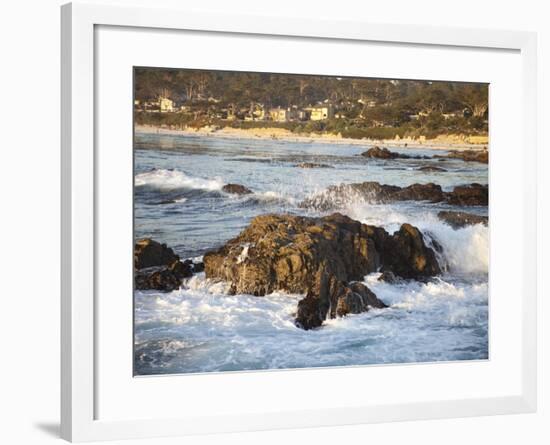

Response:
(135, 168), (224, 192)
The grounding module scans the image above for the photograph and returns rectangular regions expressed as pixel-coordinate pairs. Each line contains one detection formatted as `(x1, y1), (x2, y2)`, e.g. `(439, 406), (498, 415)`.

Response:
(133, 67), (489, 376)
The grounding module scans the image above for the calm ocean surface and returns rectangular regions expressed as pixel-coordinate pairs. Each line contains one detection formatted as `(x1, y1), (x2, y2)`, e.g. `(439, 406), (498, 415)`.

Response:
(134, 131), (489, 375)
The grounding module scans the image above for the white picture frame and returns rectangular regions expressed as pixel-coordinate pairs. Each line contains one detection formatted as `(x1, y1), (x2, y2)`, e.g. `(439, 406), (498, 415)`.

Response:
(61, 2), (537, 442)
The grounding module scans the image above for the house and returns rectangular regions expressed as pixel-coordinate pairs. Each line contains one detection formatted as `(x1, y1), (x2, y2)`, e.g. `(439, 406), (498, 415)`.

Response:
(159, 97), (174, 113)
(269, 107), (290, 122)
(307, 104), (334, 121)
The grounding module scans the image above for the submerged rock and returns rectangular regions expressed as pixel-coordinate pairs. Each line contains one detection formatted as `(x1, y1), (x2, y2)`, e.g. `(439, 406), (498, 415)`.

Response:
(437, 210), (488, 229)
(204, 213), (440, 329)
(377, 270), (401, 283)
(362, 146), (401, 159)
(294, 162), (333, 169)
(361, 146), (428, 160)
(440, 149), (488, 164)
(417, 166), (447, 172)
(222, 183), (253, 195)
(300, 181), (488, 210)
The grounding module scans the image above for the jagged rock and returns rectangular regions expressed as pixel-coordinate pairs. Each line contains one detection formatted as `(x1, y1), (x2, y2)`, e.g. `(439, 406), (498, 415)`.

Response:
(380, 223), (441, 279)
(222, 183), (253, 195)
(134, 238), (180, 269)
(438, 210), (488, 229)
(294, 162), (333, 169)
(299, 181), (488, 210)
(204, 213), (440, 329)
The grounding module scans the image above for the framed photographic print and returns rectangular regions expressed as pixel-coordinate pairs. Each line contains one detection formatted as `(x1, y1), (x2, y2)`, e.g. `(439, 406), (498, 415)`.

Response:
(61, 2), (537, 442)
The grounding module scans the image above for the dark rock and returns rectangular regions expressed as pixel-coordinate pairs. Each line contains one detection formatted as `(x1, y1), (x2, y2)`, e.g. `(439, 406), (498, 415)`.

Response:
(170, 260), (194, 279)
(417, 166), (447, 172)
(361, 146), (429, 160)
(380, 224), (441, 279)
(294, 162), (333, 169)
(299, 182), (401, 210)
(362, 146), (402, 159)
(440, 149), (488, 164)
(393, 183), (446, 202)
(222, 183), (253, 195)
(437, 211), (488, 229)
(193, 261), (205, 273)
(300, 181), (488, 210)
(134, 238), (180, 269)
(204, 213), (439, 329)
(134, 259), (193, 292)
(446, 183), (488, 206)
(378, 270), (401, 283)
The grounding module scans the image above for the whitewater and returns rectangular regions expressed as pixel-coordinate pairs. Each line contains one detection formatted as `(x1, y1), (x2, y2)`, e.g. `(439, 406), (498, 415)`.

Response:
(133, 131), (489, 375)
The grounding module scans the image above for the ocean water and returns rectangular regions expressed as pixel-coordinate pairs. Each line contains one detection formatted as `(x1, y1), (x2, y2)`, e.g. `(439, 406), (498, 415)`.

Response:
(134, 131), (489, 375)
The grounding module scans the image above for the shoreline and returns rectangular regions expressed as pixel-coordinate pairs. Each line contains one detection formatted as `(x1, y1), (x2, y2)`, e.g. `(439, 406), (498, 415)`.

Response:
(135, 124), (488, 152)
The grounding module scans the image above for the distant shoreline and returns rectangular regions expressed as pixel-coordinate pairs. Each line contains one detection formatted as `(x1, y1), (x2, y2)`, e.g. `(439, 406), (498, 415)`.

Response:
(134, 124), (488, 152)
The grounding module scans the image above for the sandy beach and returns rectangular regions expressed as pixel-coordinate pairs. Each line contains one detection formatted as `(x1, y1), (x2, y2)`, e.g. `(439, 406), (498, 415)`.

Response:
(135, 124), (488, 152)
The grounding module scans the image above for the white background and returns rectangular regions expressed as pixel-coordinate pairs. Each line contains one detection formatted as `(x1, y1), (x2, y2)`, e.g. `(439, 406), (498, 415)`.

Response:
(0, 0), (547, 444)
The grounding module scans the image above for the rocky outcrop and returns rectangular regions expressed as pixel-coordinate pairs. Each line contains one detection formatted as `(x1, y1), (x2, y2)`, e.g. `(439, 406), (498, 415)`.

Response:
(361, 146), (428, 160)
(222, 183), (253, 195)
(445, 183), (488, 206)
(134, 238), (202, 291)
(204, 213), (440, 329)
(439, 149), (488, 164)
(300, 182), (488, 210)
(294, 162), (333, 169)
(437, 210), (488, 229)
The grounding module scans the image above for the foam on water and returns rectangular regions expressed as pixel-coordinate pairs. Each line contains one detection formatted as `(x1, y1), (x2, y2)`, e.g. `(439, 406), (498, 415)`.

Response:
(346, 203), (488, 275)
(135, 272), (488, 375)
(135, 168), (224, 191)
(133, 133), (489, 375)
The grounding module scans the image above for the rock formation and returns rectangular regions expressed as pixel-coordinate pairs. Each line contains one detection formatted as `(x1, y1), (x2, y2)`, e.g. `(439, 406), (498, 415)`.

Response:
(204, 213), (440, 329)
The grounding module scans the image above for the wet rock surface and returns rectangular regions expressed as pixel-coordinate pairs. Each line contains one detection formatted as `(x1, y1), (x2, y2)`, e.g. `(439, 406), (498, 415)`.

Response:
(437, 210), (488, 229)
(300, 181), (488, 210)
(134, 238), (180, 269)
(438, 149), (488, 164)
(294, 162), (333, 169)
(417, 166), (447, 172)
(204, 213), (440, 329)
(222, 183), (253, 195)
(134, 238), (202, 291)
(361, 146), (429, 160)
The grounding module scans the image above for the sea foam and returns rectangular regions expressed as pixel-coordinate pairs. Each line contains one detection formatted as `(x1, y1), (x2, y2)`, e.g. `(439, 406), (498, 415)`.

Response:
(347, 203), (488, 275)
(135, 168), (224, 191)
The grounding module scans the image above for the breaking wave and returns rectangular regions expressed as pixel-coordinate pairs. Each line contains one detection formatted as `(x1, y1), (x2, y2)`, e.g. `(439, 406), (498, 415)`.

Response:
(135, 168), (224, 192)
(134, 272), (488, 375)
(347, 203), (488, 276)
